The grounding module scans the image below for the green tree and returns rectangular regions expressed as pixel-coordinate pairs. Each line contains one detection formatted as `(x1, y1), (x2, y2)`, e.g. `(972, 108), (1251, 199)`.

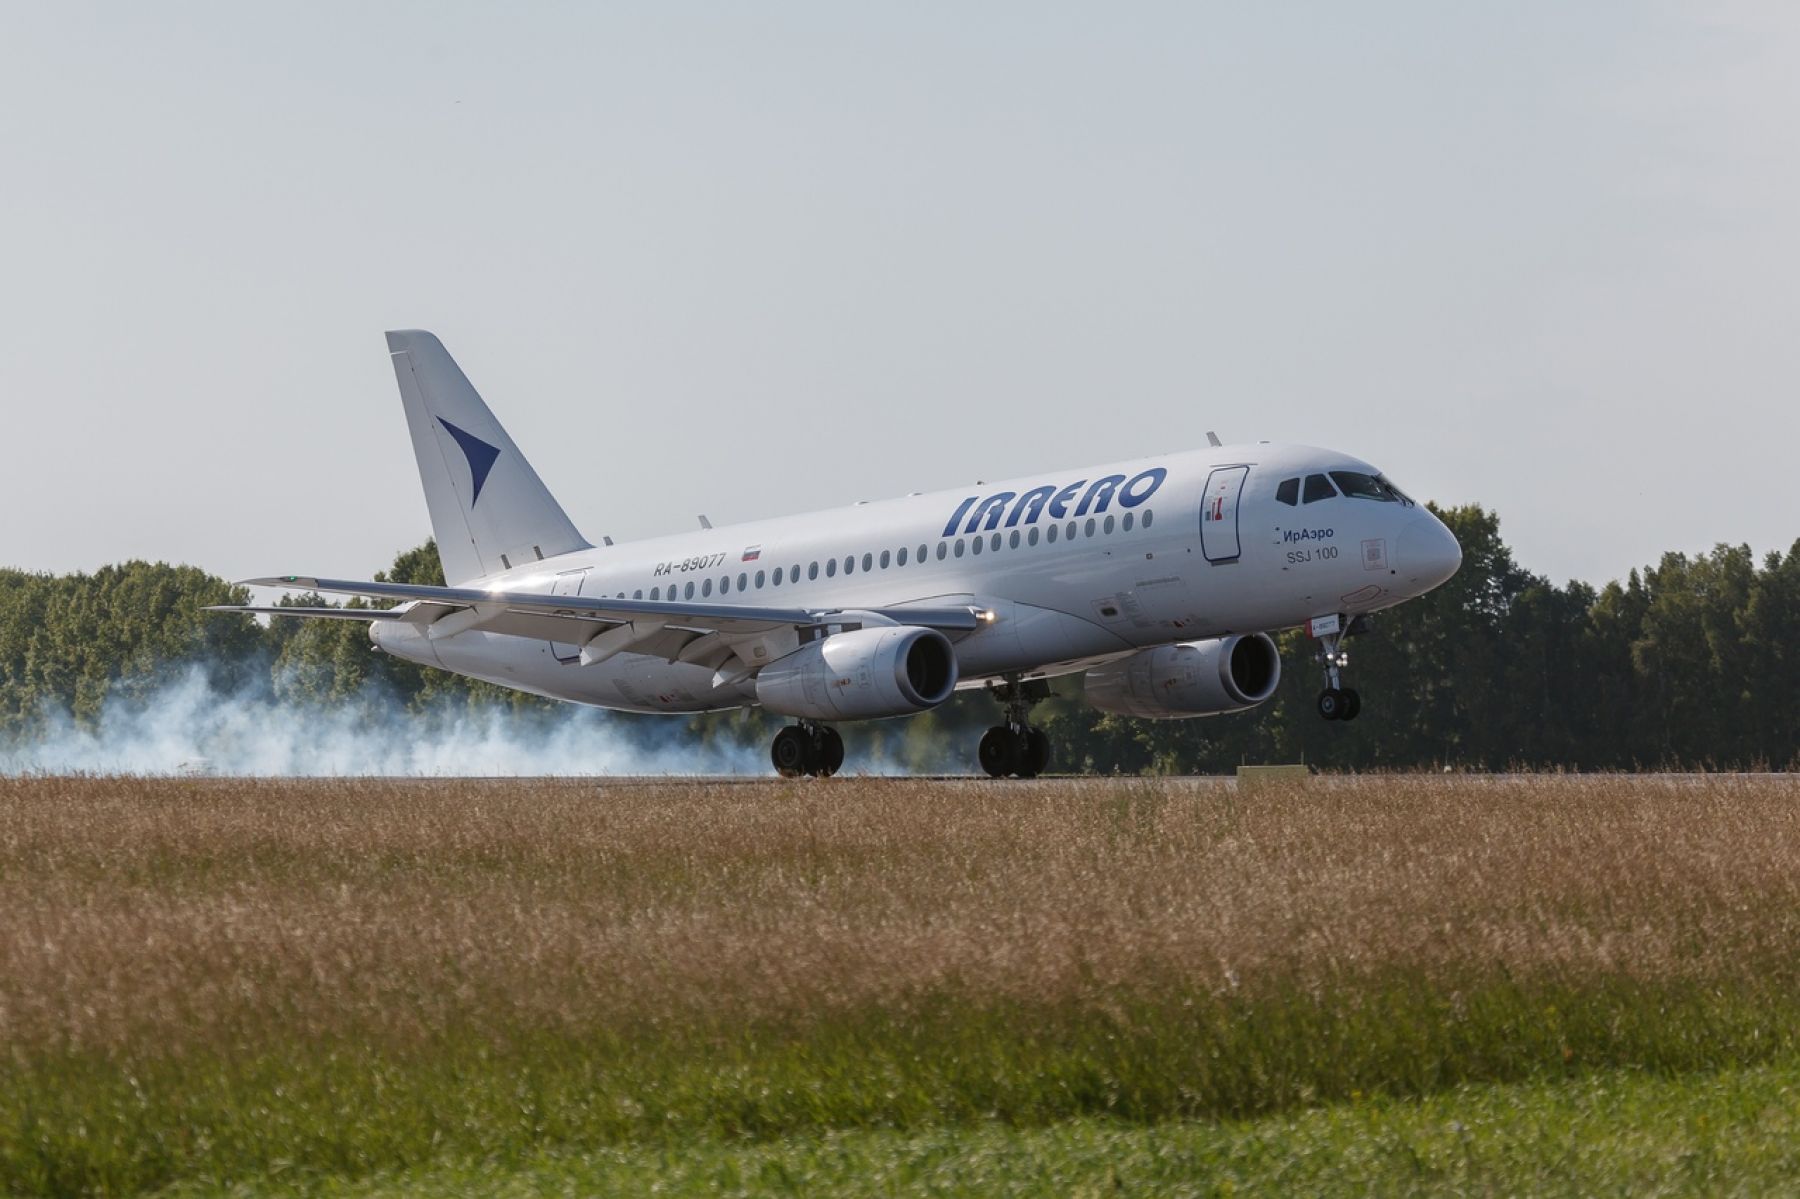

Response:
(0, 562), (256, 734)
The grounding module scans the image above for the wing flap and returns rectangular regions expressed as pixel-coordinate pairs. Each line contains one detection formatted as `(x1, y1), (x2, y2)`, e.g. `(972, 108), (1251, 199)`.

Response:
(245, 576), (813, 635)
(204, 605), (406, 622)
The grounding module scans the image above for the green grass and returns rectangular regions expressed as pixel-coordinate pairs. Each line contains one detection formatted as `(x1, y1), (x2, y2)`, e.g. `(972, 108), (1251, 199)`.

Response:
(7, 977), (1800, 1195)
(151, 1061), (1800, 1197)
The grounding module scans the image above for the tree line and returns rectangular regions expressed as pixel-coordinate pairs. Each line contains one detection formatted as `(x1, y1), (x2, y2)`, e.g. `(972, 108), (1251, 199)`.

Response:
(1, 505), (1794, 771)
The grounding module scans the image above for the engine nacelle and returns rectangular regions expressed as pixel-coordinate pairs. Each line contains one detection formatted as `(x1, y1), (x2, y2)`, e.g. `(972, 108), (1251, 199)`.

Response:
(756, 626), (959, 721)
(1083, 634), (1281, 719)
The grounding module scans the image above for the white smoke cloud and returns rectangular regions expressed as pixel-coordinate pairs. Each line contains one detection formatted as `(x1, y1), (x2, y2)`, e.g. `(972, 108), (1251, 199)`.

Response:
(0, 665), (934, 777)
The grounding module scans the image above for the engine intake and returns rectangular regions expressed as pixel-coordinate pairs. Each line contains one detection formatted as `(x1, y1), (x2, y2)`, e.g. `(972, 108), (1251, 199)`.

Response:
(756, 626), (958, 721)
(1083, 634), (1281, 719)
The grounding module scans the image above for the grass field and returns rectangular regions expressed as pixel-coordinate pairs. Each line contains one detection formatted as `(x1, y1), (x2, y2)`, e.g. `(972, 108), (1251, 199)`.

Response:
(152, 1063), (1800, 1197)
(2, 773), (1798, 1195)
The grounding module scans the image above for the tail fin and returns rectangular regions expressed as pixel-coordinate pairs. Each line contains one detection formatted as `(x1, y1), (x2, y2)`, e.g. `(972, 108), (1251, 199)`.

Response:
(385, 330), (590, 584)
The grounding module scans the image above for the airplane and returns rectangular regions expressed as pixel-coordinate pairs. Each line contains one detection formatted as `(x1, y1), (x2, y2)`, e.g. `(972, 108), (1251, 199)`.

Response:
(209, 330), (1462, 778)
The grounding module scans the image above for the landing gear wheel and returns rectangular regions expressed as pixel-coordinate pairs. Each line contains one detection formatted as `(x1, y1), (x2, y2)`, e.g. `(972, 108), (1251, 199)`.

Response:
(816, 727), (845, 777)
(982, 676), (1054, 779)
(1019, 729), (1050, 779)
(979, 726), (1020, 778)
(771, 726), (812, 777)
(1341, 690), (1362, 722)
(1317, 688), (1346, 721)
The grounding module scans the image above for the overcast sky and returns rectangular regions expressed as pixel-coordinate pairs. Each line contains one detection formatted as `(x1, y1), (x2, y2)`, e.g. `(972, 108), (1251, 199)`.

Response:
(2, 2), (1794, 588)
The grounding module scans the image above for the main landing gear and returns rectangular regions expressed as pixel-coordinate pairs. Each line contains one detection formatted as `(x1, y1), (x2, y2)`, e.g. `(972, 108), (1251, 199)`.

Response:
(1310, 613), (1363, 722)
(771, 721), (844, 778)
(979, 677), (1051, 778)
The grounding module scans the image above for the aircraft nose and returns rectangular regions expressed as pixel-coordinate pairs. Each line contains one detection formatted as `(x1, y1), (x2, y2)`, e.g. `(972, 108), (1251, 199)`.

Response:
(1396, 514), (1461, 592)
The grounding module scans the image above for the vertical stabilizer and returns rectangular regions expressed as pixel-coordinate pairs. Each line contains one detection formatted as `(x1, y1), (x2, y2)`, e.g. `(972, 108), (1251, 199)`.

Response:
(385, 330), (590, 584)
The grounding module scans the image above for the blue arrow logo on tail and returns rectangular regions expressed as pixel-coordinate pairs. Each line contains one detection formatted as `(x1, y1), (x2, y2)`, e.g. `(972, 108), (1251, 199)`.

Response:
(437, 417), (500, 506)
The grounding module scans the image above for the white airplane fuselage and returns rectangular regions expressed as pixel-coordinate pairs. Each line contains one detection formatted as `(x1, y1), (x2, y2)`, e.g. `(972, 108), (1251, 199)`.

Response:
(373, 441), (1461, 714)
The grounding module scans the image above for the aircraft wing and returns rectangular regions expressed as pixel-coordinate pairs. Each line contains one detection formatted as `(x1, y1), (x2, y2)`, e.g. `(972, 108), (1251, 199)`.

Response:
(214, 604), (409, 622)
(207, 575), (983, 675)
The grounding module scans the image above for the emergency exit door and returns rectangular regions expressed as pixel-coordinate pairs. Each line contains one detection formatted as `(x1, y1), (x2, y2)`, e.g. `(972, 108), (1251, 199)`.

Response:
(548, 569), (590, 662)
(1200, 466), (1248, 563)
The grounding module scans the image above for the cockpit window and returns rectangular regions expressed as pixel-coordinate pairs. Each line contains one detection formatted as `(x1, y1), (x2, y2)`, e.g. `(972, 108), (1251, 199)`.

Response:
(1331, 470), (1412, 505)
(1302, 473), (1337, 504)
(1275, 477), (1299, 506)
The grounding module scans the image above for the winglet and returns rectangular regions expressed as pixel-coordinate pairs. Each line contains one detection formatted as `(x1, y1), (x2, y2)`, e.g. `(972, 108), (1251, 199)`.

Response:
(1206, 431), (1222, 448)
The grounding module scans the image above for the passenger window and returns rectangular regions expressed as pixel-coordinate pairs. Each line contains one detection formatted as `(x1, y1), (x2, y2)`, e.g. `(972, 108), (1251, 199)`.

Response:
(863, 552), (873, 572)
(954, 540), (965, 558)
(721, 576), (731, 594)
(1276, 477), (1300, 506)
(684, 581), (695, 599)
(879, 550), (890, 569)
(1028, 527), (1040, 546)
(826, 559), (837, 578)
(897, 547), (907, 567)
(738, 572), (748, 591)
(918, 544), (928, 563)
(1067, 521), (1078, 540)
(991, 533), (1001, 551)
(971, 536), (983, 555)
(1009, 530), (1020, 549)
(1103, 514), (1115, 534)
(1084, 518), (1096, 537)
(1303, 474), (1337, 503)
(1047, 524), (1059, 543)
(755, 570), (765, 588)
(1142, 509), (1154, 529)
(702, 578), (713, 597)
(936, 543), (947, 560)
(1122, 512), (1133, 532)
(809, 562), (819, 580)
(651, 586), (660, 600)
(791, 564), (800, 582)
(633, 589), (642, 600)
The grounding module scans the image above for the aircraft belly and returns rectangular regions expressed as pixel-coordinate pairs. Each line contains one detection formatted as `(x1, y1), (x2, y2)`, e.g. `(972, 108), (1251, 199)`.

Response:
(595, 654), (750, 713)
(953, 599), (1130, 680)
(426, 632), (745, 714)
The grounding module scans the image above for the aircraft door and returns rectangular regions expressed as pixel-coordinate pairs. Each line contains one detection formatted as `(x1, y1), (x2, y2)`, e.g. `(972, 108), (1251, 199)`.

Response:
(548, 569), (590, 662)
(1200, 466), (1248, 563)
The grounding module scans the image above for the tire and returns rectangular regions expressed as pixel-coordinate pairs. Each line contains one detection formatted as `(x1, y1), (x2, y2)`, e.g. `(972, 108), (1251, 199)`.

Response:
(1019, 728), (1050, 778)
(1341, 690), (1362, 721)
(1317, 688), (1344, 721)
(816, 727), (845, 777)
(978, 726), (1019, 778)
(771, 726), (811, 777)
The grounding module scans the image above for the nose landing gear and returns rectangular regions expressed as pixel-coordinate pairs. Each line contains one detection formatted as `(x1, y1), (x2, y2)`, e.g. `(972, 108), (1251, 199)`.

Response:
(1309, 613), (1363, 722)
(980, 677), (1052, 778)
(771, 721), (845, 778)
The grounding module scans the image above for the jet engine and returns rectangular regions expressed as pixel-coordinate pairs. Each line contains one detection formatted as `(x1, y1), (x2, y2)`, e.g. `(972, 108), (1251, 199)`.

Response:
(756, 626), (959, 721)
(1083, 634), (1281, 719)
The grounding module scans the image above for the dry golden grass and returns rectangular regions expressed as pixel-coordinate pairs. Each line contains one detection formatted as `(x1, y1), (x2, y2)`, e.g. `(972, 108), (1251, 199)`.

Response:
(2, 773), (1797, 1056)
(7, 772), (1800, 1193)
